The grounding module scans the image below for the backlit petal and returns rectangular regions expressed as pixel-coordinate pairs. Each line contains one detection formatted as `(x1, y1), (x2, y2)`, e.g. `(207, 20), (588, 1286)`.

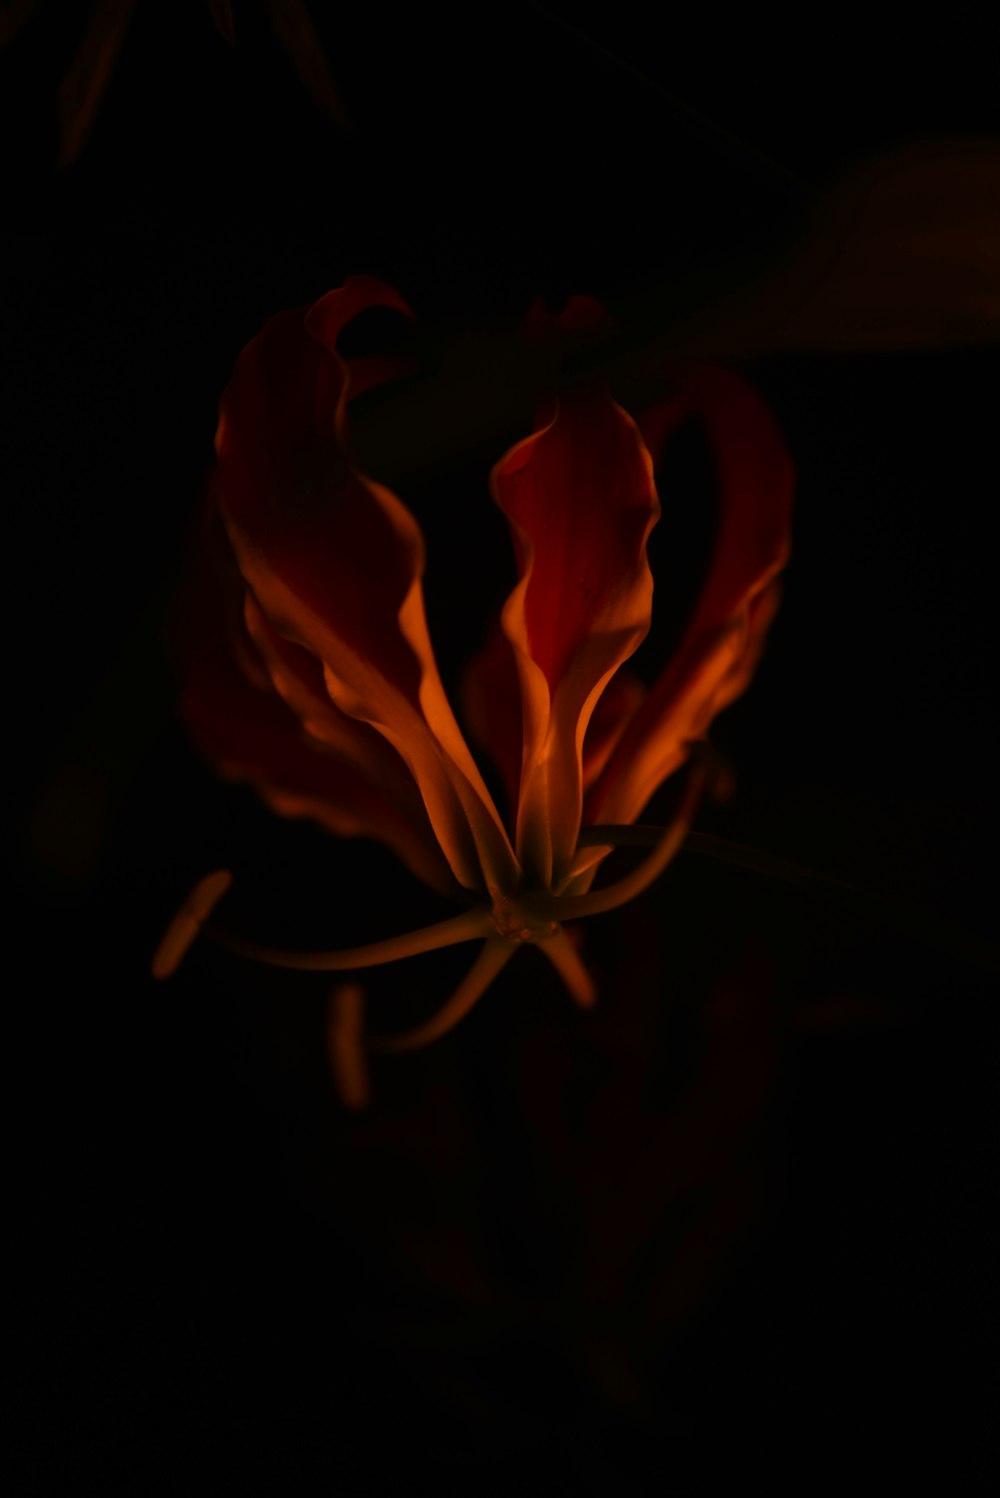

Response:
(460, 619), (522, 826)
(582, 667), (647, 791)
(181, 613), (460, 898)
(493, 388), (660, 886)
(241, 586), (423, 795)
(585, 366), (793, 828)
(460, 625), (645, 824)
(175, 479), (458, 896)
(215, 276), (517, 894)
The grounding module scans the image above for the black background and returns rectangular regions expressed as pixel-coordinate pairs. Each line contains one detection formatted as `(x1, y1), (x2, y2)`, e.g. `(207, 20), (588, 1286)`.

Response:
(6, 4), (999, 1491)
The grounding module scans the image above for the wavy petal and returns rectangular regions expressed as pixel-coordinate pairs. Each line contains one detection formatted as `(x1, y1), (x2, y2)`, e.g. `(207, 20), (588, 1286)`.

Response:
(241, 586), (421, 791)
(175, 480), (458, 896)
(215, 276), (517, 894)
(181, 614), (460, 897)
(460, 619), (522, 826)
(461, 633), (646, 807)
(493, 387), (660, 886)
(582, 666), (647, 791)
(585, 366), (794, 828)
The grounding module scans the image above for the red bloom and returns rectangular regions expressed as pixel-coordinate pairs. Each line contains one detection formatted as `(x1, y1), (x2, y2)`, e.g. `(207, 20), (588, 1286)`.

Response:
(155, 277), (793, 1090)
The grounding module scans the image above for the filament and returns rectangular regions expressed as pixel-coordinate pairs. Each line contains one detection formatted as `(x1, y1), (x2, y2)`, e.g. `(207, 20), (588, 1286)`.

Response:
(367, 937), (515, 1053)
(535, 764), (707, 921)
(539, 926), (597, 1008)
(328, 982), (369, 1109)
(152, 869), (233, 979)
(201, 905), (494, 972)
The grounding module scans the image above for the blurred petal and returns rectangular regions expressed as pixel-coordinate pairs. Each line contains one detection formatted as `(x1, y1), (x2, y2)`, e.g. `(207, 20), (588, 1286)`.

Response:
(585, 367), (793, 828)
(266, 0), (348, 129)
(57, 0), (137, 168)
(581, 667), (647, 790)
(0, 0), (38, 47)
(493, 385), (660, 885)
(676, 140), (1000, 356)
(770, 140), (1000, 350)
(216, 276), (516, 893)
(208, 0), (235, 46)
(521, 291), (616, 343)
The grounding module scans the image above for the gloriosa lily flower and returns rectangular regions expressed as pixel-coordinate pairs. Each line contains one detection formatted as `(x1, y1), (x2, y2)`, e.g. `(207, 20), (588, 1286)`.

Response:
(155, 276), (793, 1082)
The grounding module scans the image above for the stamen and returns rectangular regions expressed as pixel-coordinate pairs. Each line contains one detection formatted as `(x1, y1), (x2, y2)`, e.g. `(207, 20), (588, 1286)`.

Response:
(539, 926), (597, 1009)
(201, 904), (494, 972)
(152, 869), (233, 979)
(328, 982), (369, 1109)
(368, 937), (515, 1053)
(536, 764), (707, 921)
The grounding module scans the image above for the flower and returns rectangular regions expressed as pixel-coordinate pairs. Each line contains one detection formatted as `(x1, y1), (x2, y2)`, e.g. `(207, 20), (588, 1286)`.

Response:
(154, 276), (793, 1091)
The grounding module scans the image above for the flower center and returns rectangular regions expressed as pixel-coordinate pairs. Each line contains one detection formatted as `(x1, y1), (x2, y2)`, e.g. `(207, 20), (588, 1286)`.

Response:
(488, 887), (559, 946)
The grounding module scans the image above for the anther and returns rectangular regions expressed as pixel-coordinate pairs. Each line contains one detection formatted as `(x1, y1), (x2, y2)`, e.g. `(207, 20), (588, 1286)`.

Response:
(152, 869), (233, 979)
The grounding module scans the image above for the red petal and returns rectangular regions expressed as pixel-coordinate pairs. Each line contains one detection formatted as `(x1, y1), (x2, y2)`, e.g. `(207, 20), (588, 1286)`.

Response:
(585, 366), (794, 828)
(492, 387), (661, 886)
(461, 295), (623, 815)
(582, 667), (647, 790)
(183, 663), (457, 896)
(460, 620), (522, 826)
(177, 516), (459, 897)
(215, 277), (516, 894)
(458, 615), (641, 815)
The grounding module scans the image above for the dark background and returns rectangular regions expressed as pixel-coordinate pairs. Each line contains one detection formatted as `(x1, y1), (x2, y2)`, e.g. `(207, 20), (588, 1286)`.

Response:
(5, 4), (998, 1490)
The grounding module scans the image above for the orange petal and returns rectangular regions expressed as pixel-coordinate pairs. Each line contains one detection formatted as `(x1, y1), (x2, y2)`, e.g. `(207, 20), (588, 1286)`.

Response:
(492, 387), (661, 886)
(241, 586), (430, 804)
(175, 479), (458, 896)
(181, 618), (460, 898)
(459, 619), (644, 825)
(585, 366), (794, 829)
(215, 276), (517, 894)
(460, 619), (522, 826)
